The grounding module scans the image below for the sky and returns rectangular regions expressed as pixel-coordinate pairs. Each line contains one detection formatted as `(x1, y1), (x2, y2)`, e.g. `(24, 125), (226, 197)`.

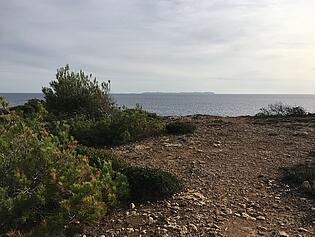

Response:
(0, 0), (315, 93)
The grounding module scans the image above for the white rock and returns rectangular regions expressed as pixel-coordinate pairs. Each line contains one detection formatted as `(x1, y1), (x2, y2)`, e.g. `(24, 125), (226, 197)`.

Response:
(148, 216), (154, 225)
(279, 230), (289, 237)
(256, 216), (266, 221)
(130, 203), (136, 209)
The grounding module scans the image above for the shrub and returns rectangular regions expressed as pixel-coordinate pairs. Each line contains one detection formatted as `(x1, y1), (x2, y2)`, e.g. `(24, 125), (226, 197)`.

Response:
(283, 165), (315, 197)
(0, 96), (9, 114)
(256, 103), (307, 117)
(122, 166), (183, 202)
(109, 109), (163, 145)
(0, 113), (129, 236)
(69, 115), (112, 146)
(42, 65), (114, 116)
(165, 121), (196, 135)
(76, 145), (127, 171)
(11, 99), (46, 116)
(69, 108), (164, 146)
(283, 165), (315, 184)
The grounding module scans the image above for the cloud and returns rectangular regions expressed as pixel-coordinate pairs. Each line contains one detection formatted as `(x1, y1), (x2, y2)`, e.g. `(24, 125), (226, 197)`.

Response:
(0, 0), (314, 93)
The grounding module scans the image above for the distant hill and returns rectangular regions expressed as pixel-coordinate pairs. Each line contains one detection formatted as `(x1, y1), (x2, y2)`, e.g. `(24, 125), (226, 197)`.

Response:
(140, 92), (215, 95)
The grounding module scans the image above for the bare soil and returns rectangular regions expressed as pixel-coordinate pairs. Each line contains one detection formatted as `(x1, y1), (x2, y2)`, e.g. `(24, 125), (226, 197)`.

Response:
(86, 115), (315, 237)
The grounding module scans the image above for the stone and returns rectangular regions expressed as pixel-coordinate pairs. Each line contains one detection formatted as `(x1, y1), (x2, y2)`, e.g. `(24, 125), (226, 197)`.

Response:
(302, 181), (312, 190)
(241, 212), (250, 219)
(130, 203), (136, 209)
(278, 230), (289, 237)
(148, 216), (154, 225)
(127, 228), (135, 233)
(298, 227), (312, 233)
(256, 216), (266, 221)
(189, 223), (198, 231)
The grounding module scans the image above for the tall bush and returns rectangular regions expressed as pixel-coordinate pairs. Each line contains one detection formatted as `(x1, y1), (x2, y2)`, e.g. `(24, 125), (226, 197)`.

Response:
(42, 65), (113, 116)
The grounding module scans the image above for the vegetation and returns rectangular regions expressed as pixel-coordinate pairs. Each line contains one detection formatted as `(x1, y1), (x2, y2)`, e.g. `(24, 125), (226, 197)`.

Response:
(42, 65), (113, 116)
(256, 102), (307, 117)
(165, 121), (196, 135)
(282, 151), (315, 198)
(69, 109), (163, 146)
(0, 66), (184, 235)
(0, 109), (129, 236)
(122, 166), (183, 202)
(76, 145), (127, 171)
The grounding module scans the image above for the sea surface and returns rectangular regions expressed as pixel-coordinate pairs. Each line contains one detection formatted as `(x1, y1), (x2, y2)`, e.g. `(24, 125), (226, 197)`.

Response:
(1, 93), (315, 117)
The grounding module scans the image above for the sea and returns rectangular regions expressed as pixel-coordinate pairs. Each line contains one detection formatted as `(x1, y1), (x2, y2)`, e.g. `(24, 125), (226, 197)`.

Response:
(1, 93), (315, 117)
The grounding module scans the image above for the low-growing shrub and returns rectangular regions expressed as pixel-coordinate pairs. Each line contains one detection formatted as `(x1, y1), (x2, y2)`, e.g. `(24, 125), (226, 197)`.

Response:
(283, 165), (315, 184)
(76, 145), (127, 171)
(256, 103), (307, 117)
(11, 99), (46, 116)
(282, 164), (315, 198)
(109, 109), (163, 145)
(69, 109), (164, 146)
(165, 121), (196, 135)
(0, 113), (129, 236)
(122, 166), (183, 202)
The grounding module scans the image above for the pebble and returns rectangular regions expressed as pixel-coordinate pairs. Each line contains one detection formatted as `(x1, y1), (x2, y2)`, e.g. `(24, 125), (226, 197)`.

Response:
(302, 181), (312, 190)
(256, 216), (266, 221)
(148, 216), (154, 225)
(130, 203), (136, 209)
(189, 223), (198, 231)
(278, 230), (289, 237)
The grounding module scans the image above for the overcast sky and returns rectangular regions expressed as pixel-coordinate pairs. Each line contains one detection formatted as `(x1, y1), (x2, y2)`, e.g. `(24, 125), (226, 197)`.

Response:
(0, 0), (314, 93)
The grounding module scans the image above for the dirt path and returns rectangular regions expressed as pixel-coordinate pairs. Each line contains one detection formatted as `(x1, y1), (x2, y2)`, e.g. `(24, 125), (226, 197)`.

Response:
(87, 116), (315, 237)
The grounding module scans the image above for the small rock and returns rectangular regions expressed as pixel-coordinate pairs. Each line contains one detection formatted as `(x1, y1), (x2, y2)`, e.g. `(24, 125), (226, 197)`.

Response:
(127, 228), (135, 233)
(257, 226), (267, 231)
(302, 181), (312, 190)
(148, 216), (154, 225)
(298, 227), (312, 233)
(241, 212), (250, 219)
(189, 223), (198, 231)
(130, 203), (136, 209)
(256, 216), (266, 221)
(278, 230), (289, 237)
(224, 208), (233, 215)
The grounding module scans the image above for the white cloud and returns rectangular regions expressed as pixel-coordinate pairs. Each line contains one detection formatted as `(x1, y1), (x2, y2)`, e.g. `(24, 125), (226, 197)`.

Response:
(0, 0), (314, 93)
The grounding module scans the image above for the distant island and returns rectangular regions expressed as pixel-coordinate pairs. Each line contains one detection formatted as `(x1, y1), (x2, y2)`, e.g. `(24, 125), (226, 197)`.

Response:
(140, 92), (215, 95)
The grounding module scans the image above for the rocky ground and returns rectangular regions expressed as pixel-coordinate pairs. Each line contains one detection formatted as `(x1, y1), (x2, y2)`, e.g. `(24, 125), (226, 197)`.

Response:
(85, 115), (315, 237)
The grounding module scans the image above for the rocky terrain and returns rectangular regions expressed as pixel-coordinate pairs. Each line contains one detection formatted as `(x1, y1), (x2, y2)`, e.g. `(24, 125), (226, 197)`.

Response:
(85, 115), (315, 237)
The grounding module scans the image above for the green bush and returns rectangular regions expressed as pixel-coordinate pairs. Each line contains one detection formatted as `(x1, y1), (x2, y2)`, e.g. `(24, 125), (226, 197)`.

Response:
(42, 65), (114, 116)
(69, 108), (163, 146)
(0, 96), (9, 114)
(256, 103), (307, 117)
(0, 113), (129, 236)
(69, 115), (112, 146)
(122, 166), (183, 202)
(109, 109), (163, 145)
(11, 99), (46, 116)
(76, 145), (127, 171)
(284, 165), (315, 184)
(283, 165), (315, 197)
(165, 121), (196, 135)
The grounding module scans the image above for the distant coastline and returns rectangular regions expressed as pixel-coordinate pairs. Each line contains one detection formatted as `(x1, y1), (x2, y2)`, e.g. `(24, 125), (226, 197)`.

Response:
(140, 92), (215, 95)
